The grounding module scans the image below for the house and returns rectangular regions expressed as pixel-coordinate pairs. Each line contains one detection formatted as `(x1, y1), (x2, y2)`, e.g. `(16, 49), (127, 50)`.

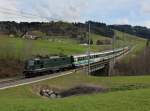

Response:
(96, 39), (112, 45)
(23, 31), (41, 40)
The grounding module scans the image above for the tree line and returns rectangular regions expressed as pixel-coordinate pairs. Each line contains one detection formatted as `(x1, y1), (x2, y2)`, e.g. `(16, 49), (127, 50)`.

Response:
(1, 21), (150, 40)
(109, 25), (150, 39)
(0, 21), (114, 38)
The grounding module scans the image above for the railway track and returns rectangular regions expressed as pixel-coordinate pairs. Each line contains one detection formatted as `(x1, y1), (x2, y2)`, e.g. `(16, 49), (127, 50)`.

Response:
(0, 70), (74, 90)
(0, 61), (110, 90)
(0, 77), (25, 84)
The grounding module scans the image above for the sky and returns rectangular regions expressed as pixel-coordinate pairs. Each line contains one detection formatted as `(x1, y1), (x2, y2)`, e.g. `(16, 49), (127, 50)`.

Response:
(0, 0), (150, 27)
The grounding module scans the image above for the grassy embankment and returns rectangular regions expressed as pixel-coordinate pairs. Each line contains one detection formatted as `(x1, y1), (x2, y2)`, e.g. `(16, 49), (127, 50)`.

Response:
(0, 72), (150, 111)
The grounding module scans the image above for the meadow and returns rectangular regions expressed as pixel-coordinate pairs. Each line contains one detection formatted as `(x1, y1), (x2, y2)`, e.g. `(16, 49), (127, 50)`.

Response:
(0, 72), (150, 111)
(0, 36), (85, 60)
(0, 31), (146, 61)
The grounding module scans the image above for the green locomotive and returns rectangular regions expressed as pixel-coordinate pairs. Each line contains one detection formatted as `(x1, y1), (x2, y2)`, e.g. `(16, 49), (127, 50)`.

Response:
(24, 56), (74, 78)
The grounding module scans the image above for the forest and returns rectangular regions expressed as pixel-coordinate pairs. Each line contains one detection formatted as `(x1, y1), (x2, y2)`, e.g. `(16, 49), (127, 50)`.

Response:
(0, 21), (150, 40)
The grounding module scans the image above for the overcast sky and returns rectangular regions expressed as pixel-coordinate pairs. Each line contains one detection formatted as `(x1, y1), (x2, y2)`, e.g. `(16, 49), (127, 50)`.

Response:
(0, 0), (150, 27)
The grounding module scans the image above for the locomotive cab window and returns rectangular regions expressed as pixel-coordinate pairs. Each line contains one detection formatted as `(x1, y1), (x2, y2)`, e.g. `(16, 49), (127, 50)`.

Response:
(35, 60), (40, 64)
(28, 60), (34, 66)
(62, 58), (66, 60)
(54, 59), (57, 61)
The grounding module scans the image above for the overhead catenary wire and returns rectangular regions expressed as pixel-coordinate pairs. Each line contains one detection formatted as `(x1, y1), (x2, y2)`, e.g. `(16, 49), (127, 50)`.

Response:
(0, 7), (60, 22)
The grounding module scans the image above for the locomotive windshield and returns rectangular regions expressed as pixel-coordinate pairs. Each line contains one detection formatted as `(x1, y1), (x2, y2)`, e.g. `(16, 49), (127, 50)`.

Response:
(24, 60), (34, 70)
(28, 60), (34, 66)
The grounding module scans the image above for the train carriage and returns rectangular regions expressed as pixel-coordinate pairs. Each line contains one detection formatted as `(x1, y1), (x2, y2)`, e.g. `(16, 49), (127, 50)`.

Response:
(72, 47), (129, 67)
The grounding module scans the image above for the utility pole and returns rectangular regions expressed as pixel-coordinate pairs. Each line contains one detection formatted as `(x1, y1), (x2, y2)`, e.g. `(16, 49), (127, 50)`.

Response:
(123, 30), (126, 55)
(87, 22), (91, 75)
(109, 32), (116, 76)
(146, 39), (150, 47)
(112, 31), (116, 65)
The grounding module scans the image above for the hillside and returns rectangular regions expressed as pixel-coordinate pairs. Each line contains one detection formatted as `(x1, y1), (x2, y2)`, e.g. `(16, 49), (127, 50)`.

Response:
(0, 28), (147, 78)
(114, 30), (146, 62)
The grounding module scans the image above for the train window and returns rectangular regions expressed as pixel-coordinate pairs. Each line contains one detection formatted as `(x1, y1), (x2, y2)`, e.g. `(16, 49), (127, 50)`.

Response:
(82, 57), (84, 60)
(79, 58), (81, 61)
(76, 58), (78, 61)
(35, 60), (40, 64)
(86, 56), (88, 59)
(78, 57), (84, 61)
(62, 58), (66, 61)
(90, 56), (92, 59)
(78, 57), (81, 61)
(54, 59), (57, 61)
(28, 60), (34, 66)
(86, 56), (89, 59)
(83, 57), (85, 60)
(75, 58), (78, 62)
(78, 58), (80, 61)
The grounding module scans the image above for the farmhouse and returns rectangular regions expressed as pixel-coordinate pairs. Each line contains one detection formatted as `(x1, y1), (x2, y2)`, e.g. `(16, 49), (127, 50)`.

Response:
(96, 39), (112, 45)
(23, 31), (41, 40)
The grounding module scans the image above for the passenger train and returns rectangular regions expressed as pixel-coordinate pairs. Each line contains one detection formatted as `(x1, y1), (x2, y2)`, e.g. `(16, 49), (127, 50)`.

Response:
(23, 47), (129, 78)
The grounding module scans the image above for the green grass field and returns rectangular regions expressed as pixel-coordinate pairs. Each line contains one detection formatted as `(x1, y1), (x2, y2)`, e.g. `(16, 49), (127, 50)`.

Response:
(0, 34), (112, 61)
(0, 72), (150, 111)
(0, 36), (86, 60)
(0, 31), (146, 61)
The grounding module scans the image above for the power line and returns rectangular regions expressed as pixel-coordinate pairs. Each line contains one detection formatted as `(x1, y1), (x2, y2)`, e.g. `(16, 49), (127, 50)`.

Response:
(0, 7), (60, 22)
(0, 10), (36, 19)
(0, 7), (47, 19)
(0, 7), (38, 16)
